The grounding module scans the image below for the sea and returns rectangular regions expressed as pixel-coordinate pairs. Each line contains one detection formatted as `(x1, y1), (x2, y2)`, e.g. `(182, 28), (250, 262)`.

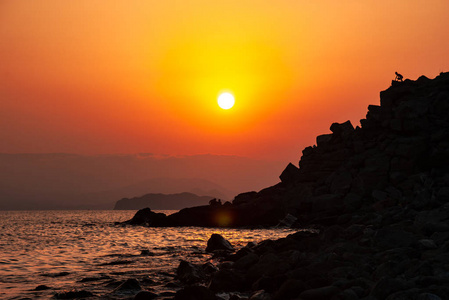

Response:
(0, 210), (298, 299)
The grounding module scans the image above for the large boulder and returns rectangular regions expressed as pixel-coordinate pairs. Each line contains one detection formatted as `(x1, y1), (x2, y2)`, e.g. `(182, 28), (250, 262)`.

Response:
(280, 163), (300, 184)
(206, 234), (234, 252)
(176, 260), (206, 284)
(123, 208), (169, 226)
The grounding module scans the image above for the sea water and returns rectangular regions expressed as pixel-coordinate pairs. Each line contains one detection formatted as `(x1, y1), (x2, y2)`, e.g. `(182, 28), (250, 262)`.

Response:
(0, 210), (298, 299)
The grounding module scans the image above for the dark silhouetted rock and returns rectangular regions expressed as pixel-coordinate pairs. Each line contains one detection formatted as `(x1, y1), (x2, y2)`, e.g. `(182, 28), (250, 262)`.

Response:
(113, 278), (142, 294)
(208, 269), (246, 292)
(273, 279), (308, 300)
(123, 208), (169, 226)
(174, 285), (217, 300)
(280, 163), (300, 184)
(34, 285), (51, 291)
(206, 234), (234, 252)
(371, 277), (410, 300)
(134, 291), (158, 300)
(299, 286), (340, 300)
(176, 260), (205, 284)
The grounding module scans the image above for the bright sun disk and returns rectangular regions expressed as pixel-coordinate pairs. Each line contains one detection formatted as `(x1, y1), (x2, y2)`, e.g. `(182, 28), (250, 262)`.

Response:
(217, 92), (235, 110)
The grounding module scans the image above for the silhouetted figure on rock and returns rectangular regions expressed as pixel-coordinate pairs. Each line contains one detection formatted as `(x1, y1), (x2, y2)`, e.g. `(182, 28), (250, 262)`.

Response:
(395, 72), (403, 82)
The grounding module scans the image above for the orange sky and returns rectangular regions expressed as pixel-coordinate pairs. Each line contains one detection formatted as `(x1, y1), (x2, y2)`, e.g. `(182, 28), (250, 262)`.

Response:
(1, 1), (449, 163)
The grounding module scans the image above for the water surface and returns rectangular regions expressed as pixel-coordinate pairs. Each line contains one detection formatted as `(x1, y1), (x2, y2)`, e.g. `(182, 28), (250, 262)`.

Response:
(0, 210), (298, 299)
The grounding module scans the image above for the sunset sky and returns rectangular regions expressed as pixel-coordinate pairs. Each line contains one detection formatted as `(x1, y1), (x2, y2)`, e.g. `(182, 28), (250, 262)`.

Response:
(1, 1), (448, 163)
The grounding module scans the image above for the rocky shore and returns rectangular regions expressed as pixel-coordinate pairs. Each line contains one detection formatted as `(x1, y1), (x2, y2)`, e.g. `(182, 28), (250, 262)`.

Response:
(124, 73), (449, 299)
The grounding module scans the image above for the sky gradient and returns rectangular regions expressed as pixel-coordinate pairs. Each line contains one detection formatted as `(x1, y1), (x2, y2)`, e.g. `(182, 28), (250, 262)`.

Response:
(1, 1), (448, 162)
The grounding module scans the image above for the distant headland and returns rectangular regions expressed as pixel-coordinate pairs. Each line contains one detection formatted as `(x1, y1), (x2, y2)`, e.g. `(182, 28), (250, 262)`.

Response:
(114, 192), (215, 210)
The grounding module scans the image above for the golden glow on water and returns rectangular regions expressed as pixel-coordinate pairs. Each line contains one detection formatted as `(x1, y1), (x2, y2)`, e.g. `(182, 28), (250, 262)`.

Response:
(0, 210), (299, 298)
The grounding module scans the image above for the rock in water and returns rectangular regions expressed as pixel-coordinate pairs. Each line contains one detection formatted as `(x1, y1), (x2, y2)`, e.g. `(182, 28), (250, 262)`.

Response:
(113, 278), (142, 294)
(123, 208), (168, 226)
(206, 234), (234, 252)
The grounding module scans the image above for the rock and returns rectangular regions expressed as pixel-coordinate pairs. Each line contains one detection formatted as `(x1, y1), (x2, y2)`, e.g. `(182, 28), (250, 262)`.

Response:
(316, 134), (333, 147)
(249, 290), (272, 300)
(247, 253), (292, 284)
(174, 285), (217, 300)
(202, 262), (219, 275)
(140, 249), (154, 256)
(273, 279), (308, 300)
(298, 286), (340, 299)
(330, 120), (354, 138)
(418, 239), (437, 249)
(206, 234), (234, 252)
(134, 291), (158, 300)
(176, 260), (205, 284)
(233, 253), (259, 270)
(330, 171), (353, 194)
(34, 285), (51, 291)
(371, 277), (409, 300)
(253, 274), (289, 294)
(208, 269), (245, 292)
(417, 293), (442, 300)
(280, 163), (300, 184)
(54, 290), (94, 299)
(374, 227), (416, 250)
(124, 208), (169, 226)
(338, 289), (359, 300)
(233, 191), (258, 205)
(113, 278), (142, 294)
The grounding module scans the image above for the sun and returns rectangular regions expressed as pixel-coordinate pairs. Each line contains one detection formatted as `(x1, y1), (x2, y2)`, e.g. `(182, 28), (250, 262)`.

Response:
(217, 92), (235, 110)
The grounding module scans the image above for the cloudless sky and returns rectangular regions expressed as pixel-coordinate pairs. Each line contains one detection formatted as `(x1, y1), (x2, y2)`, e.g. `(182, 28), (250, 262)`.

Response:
(1, 1), (448, 163)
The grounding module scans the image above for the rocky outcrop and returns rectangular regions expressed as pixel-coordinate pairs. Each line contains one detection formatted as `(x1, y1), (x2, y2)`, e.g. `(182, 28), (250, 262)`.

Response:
(276, 72), (449, 227)
(124, 72), (449, 229)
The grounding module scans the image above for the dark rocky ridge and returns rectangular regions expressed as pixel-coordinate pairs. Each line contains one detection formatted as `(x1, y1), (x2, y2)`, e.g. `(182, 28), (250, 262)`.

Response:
(125, 72), (449, 229)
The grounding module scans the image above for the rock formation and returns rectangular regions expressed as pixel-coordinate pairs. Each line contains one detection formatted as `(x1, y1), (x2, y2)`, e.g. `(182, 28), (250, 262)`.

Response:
(122, 73), (449, 299)
(124, 72), (449, 230)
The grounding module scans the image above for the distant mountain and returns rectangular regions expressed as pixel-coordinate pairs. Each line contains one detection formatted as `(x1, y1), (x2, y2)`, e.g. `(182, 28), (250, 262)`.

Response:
(114, 192), (215, 210)
(0, 153), (284, 210)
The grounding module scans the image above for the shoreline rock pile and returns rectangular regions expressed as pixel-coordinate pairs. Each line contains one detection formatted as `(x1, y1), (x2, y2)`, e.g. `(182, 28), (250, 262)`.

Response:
(125, 73), (449, 299)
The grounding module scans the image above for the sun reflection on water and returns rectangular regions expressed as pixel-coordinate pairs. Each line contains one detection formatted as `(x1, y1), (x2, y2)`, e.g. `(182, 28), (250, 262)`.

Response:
(0, 210), (299, 298)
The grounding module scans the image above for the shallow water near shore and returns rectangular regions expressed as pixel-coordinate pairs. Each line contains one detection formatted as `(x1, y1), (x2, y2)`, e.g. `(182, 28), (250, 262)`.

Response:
(0, 210), (298, 299)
